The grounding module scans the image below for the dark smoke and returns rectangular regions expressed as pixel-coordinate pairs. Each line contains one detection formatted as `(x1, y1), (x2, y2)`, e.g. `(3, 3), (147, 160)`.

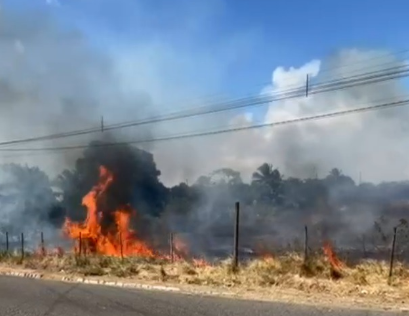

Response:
(56, 138), (168, 240)
(1, 5), (409, 262)
(0, 5), (158, 248)
(0, 5), (155, 177)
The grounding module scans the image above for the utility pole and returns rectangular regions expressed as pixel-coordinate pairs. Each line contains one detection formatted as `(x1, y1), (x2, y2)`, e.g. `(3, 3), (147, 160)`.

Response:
(232, 202), (240, 272)
(305, 74), (309, 97)
(312, 166), (318, 179)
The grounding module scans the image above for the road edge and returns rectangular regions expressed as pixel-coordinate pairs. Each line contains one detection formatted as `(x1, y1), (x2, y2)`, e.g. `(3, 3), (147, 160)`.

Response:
(0, 270), (181, 292)
(1, 269), (408, 313)
(0, 270), (236, 297)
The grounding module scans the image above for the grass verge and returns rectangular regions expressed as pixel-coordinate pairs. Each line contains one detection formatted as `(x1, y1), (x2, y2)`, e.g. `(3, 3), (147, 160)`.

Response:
(0, 250), (408, 308)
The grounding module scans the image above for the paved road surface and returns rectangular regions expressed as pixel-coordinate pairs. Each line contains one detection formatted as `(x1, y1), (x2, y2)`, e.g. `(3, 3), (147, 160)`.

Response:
(0, 276), (402, 316)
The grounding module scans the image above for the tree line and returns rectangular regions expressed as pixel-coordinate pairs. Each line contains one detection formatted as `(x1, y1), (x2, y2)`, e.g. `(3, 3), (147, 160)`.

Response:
(0, 142), (407, 246)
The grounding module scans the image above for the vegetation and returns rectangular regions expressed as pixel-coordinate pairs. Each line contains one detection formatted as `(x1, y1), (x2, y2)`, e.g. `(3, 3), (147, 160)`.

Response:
(0, 250), (409, 307)
(1, 143), (409, 257)
(1, 140), (409, 307)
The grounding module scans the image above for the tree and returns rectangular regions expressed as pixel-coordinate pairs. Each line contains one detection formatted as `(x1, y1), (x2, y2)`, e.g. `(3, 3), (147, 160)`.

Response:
(251, 163), (283, 204)
(252, 163), (282, 186)
(209, 168), (243, 185)
(0, 163), (58, 232)
(194, 175), (212, 187)
(165, 182), (200, 217)
(324, 167), (356, 203)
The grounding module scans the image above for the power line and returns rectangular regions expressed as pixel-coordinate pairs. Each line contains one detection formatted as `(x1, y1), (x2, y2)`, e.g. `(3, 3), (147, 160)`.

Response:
(0, 63), (408, 148)
(182, 48), (409, 101)
(1, 96), (408, 153)
(3, 64), (409, 146)
(310, 48), (409, 77)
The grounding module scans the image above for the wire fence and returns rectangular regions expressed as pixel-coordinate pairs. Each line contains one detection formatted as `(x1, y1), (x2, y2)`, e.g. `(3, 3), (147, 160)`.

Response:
(0, 202), (407, 282)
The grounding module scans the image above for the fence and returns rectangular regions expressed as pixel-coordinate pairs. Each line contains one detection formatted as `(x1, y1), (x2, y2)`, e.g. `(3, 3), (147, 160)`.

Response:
(0, 202), (407, 282)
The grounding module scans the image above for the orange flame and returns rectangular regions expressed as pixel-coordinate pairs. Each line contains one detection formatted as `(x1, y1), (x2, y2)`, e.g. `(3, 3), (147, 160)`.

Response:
(323, 241), (344, 271)
(255, 242), (274, 260)
(192, 258), (208, 267)
(63, 166), (154, 258)
(167, 234), (209, 266)
(173, 235), (189, 259)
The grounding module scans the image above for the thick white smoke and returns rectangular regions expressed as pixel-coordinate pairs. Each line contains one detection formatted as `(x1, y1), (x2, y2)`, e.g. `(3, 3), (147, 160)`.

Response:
(0, 3), (253, 247)
(0, 4), (407, 258)
(4, 5), (405, 188)
(0, 3), (251, 180)
(153, 49), (409, 186)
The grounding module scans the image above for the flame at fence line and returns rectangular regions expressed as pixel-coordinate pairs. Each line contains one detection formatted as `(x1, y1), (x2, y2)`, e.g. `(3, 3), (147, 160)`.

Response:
(62, 166), (155, 258)
(323, 240), (344, 271)
(254, 241), (275, 259)
(173, 234), (189, 259)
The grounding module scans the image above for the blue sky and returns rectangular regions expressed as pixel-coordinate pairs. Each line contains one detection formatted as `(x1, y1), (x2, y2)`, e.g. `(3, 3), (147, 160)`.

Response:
(3, 0), (409, 111)
(1, 0), (409, 183)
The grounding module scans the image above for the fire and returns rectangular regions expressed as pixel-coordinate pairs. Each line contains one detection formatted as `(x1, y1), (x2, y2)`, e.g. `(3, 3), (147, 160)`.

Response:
(168, 234), (209, 266)
(35, 246), (64, 258)
(255, 242), (274, 260)
(323, 241), (344, 271)
(63, 166), (154, 258)
(53, 247), (65, 257)
(192, 258), (208, 267)
(173, 235), (189, 259)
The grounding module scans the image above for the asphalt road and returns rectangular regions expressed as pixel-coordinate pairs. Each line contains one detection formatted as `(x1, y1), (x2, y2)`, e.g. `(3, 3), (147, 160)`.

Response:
(0, 276), (402, 316)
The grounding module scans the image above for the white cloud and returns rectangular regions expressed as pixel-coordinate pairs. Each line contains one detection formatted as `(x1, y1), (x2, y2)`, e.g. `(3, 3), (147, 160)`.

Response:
(152, 49), (409, 186)
(0, 4), (407, 188)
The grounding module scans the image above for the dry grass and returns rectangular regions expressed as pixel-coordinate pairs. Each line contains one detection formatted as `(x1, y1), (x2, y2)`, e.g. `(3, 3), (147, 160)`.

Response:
(1, 250), (409, 303)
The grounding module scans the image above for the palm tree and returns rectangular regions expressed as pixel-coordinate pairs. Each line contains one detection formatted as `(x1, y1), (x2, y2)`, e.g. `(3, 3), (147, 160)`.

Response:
(329, 168), (342, 178)
(252, 163), (283, 203)
(252, 163), (281, 186)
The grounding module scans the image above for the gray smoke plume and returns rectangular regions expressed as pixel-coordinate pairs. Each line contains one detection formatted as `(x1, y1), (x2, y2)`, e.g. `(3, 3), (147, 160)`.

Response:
(0, 3), (243, 250)
(0, 6), (160, 172)
(0, 163), (60, 251)
(154, 49), (409, 260)
(154, 49), (409, 186)
(1, 3), (408, 260)
(0, 6), (158, 247)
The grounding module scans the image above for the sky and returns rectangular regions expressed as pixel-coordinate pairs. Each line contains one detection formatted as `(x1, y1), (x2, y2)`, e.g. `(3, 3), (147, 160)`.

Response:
(4, 0), (408, 99)
(1, 0), (409, 185)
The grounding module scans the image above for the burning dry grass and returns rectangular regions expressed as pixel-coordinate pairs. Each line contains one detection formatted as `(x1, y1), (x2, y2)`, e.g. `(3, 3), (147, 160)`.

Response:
(30, 164), (407, 306)
(1, 250), (409, 304)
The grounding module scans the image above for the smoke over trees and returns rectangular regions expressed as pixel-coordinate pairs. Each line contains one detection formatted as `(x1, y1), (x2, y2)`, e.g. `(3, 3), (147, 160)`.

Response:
(0, 140), (408, 259)
(1, 4), (409, 257)
(55, 141), (168, 219)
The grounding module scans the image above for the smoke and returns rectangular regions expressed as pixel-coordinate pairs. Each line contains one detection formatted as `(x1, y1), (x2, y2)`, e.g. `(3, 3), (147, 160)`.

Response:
(0, 163), (60, 250)
(154, 49), (409, 258)
(153, 49), (409, 186)
(0, 2), (252, 249)
(0, 3), (251, 176)
(0, 9), (122, 170)
(0, 3), (408, 258)
(0, 6), (155, 246)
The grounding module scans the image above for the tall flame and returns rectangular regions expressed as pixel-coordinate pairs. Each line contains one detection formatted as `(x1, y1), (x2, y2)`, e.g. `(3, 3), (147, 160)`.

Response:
(323, 241), (344, 271)
(63, 166), (154, 258)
